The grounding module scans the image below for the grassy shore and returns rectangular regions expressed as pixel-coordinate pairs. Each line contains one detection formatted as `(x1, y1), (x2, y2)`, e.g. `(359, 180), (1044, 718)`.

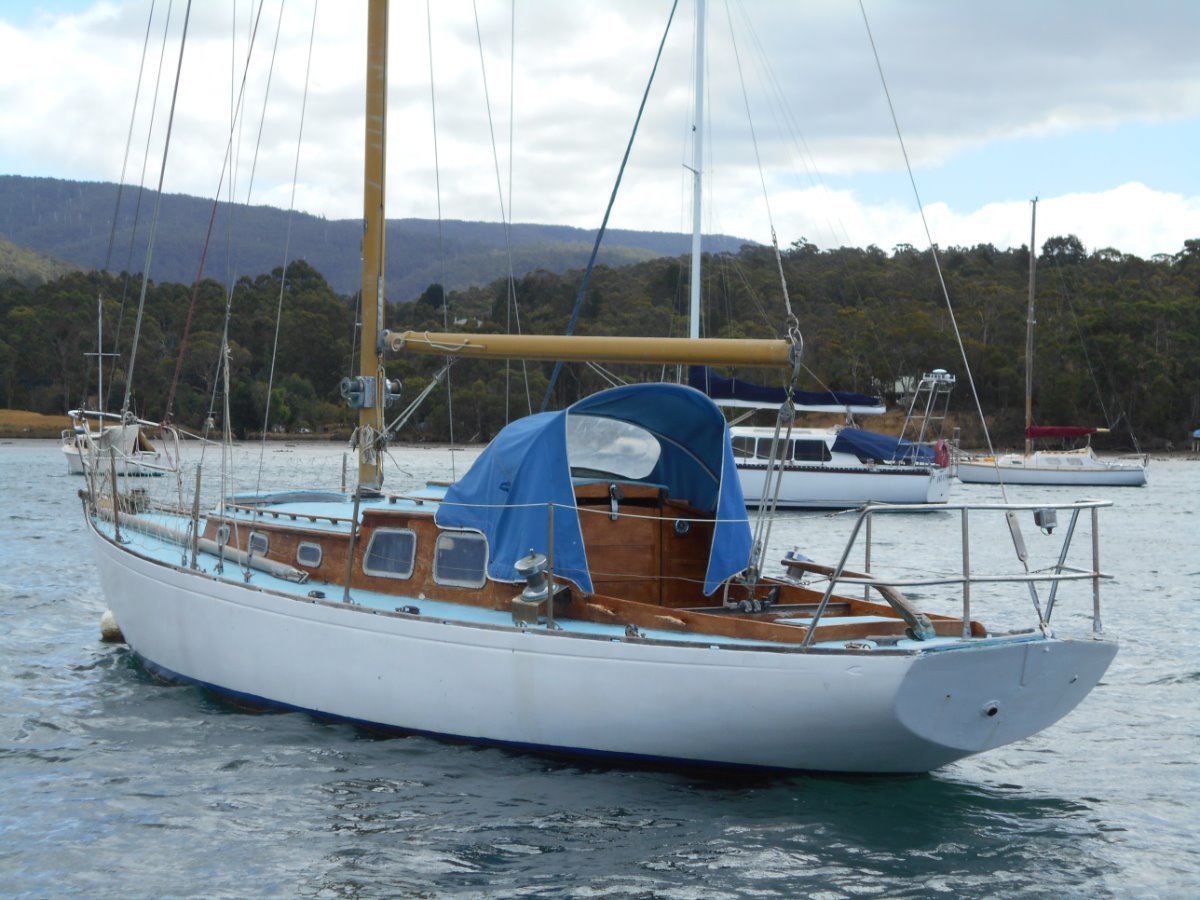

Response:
(0, 409), (70, 439)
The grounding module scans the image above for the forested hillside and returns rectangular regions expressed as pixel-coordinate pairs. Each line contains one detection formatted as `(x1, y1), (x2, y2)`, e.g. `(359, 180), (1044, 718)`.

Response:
(1, 235), (1196, 448)
(0, 176), (745, 299)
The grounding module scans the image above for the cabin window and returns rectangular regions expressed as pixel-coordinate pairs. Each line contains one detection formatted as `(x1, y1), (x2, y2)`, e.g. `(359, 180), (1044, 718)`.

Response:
(433, 531), (488, 588)
(792, 439), (832, 462)
(731, 436), (755, 459)
(216, 524), (230, 545)
(296, 541), (323, 567)
(363, 528), (416, 580)
(755, 439), (776, 460)
(248, 531), (269, 555)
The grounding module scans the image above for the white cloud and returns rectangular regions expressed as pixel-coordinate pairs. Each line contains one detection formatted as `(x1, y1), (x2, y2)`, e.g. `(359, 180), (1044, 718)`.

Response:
(1, 1), (1197, 260)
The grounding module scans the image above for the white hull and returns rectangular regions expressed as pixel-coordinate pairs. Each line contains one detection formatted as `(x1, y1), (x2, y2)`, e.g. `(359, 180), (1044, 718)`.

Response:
(62, 444), (87, 475)
(88, 519), (1114, 774)
(739, 463), (952, 509)
(732, 425), (952, 509)
(957, 450), (1147, 486)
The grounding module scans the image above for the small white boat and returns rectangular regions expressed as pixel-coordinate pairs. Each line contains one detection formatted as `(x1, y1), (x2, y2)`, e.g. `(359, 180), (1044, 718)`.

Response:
(61, 410), (168, 477)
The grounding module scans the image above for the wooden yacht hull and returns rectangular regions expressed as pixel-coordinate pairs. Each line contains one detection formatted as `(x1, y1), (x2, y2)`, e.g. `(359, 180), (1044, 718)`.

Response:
(88, 520), (1115, 774)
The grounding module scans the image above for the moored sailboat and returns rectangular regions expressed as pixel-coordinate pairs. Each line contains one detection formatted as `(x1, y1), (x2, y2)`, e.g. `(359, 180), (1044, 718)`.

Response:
(83, 0), (1118, 775)
(693, 367), (955, 509)
(956, 199), (1148, 486)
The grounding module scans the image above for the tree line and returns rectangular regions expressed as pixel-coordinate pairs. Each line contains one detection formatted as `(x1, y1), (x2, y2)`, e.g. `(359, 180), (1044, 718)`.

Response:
(1, 235), (1197, 448)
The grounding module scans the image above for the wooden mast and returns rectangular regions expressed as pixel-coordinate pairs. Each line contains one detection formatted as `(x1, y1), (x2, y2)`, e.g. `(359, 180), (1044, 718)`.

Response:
(358, 0), (388, 492)
(1023, 197), (1037, 457)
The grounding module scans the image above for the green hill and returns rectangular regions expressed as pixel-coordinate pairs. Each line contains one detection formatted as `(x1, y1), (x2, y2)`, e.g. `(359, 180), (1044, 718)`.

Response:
(0, 175), (750, 300)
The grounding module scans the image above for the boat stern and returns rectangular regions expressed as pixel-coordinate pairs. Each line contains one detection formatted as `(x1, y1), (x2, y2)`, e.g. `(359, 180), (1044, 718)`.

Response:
(893, 635), (1117, 761)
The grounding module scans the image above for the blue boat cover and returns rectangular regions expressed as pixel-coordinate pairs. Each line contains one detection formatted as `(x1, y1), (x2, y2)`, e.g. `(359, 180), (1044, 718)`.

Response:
(831, 427), (935, 463)
(689, 366), (884, 411)
(436, 382), (751, 596)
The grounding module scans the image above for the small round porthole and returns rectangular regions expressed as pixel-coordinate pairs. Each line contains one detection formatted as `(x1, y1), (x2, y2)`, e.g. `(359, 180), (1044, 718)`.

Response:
(674, 518), (691, 536)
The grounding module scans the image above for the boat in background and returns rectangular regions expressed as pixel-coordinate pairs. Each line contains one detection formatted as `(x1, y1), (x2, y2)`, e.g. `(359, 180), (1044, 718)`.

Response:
(955, 435), (1148, 486)
(83, 0), (1118, 775)
(957, 199), (1148, 486)
(61, 409), (168, 477)
(695, 367), (955, 508)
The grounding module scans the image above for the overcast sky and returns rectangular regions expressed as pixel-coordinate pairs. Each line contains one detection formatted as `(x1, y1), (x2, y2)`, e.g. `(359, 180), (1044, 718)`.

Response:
(1, 0), (1197, 259)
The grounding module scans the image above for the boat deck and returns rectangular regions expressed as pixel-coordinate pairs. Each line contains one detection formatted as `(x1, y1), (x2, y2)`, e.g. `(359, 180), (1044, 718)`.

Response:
(95, 504), (1003, 654)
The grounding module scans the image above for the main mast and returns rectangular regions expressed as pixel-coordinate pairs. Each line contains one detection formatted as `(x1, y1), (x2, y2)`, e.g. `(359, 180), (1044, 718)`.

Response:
(358, 0), (389, 492)
(1023, 197), (1037, 457)
(687, 0), (705, 340)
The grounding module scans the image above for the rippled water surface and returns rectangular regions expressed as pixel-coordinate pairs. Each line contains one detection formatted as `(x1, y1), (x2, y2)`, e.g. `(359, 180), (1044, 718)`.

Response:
(2, 440), (1197, 897)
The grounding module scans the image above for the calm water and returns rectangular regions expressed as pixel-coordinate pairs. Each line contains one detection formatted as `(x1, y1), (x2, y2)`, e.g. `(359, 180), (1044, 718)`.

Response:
(2, 439), (1197, 898)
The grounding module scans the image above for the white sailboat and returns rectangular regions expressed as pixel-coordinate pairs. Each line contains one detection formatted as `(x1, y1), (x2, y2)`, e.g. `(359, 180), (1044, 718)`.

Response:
(61, 409), (168, 477)
(957, 199), (1148, 486)
(84, 1), (1117, 774)
(696, 367), (955, 509)
(61, 293), (168, 477)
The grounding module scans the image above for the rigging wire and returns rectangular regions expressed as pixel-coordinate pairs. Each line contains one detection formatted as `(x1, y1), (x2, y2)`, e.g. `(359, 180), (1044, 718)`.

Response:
(122, 0), (193, 419)
(425, 0), (456, 478)
(162, 1), (267, 427)
(540, 0), (682, 412)
(103, 1), (157, 276)
(727, 1), (905, 392)
(251, 0), (320, 506)
(856, 0), (1008, 503)
(471, 0), (531, 420)
(107, 0), (175, 412)
(858, 1), (1045, 627)
(81, 0), (157, 416)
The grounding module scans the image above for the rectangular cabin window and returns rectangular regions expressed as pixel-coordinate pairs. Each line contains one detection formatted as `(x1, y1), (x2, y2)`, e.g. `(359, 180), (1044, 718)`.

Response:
(433, 531), (488, 588)
(755, 439), (775, 460)
(731, 436), (755, 459)
(363, 529), (417, 580)
(248, 532), (269, 555)
(296, 541), (323, 568)
(792, 439), (832, 462)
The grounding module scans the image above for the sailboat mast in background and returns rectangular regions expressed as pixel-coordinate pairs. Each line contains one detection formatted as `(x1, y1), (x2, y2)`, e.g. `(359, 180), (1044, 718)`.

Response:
(1024, 197), (1037, 457)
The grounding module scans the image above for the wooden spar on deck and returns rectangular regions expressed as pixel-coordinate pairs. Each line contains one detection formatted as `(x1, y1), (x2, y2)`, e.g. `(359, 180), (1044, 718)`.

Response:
(387, 331), (795, 370)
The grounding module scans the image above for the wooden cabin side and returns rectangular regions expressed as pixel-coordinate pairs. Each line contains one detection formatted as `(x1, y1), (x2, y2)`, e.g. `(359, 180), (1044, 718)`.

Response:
(200, 495), (983, 646)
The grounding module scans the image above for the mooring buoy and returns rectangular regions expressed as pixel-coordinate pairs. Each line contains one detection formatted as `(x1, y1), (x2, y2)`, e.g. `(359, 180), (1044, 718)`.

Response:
(99, 609), (125, 643)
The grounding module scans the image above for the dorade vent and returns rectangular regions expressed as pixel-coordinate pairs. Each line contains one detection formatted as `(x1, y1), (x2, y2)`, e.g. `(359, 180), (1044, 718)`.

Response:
(296, 541), (323, 567)
(363, 528), (417, 579)
(433, 531), (488, 588)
